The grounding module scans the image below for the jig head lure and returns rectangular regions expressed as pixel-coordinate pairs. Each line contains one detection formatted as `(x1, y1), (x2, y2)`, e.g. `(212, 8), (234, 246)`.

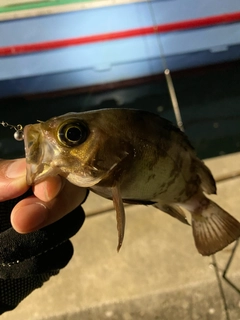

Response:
(0, 121), (24, 141)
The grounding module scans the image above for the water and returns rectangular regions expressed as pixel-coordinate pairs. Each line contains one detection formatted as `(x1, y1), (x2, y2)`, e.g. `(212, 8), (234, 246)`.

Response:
(0, 60), (240, 159)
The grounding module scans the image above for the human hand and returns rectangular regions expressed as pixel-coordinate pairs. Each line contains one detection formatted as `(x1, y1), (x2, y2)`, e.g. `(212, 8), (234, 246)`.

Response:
(0, 158), (87, 314)
(0, 158), (87, 233)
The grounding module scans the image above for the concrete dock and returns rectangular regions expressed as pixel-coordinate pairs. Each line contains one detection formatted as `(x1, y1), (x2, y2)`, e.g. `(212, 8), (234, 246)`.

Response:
(1, 152), (240, 320)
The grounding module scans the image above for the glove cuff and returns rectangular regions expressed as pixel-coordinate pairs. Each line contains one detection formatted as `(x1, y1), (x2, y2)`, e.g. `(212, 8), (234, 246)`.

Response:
(0, 271), (59, 314)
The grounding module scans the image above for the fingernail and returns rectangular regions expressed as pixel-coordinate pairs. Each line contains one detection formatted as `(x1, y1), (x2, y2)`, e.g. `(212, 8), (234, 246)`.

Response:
(12, 203), (48, 232)
(6, 159), (26, 179)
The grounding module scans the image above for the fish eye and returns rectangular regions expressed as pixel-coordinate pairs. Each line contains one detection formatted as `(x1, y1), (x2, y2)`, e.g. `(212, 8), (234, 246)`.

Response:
(58, 120), (88, 147)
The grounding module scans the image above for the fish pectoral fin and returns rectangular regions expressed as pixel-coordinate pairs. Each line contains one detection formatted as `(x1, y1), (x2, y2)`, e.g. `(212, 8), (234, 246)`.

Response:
(154, 203), (190, 225)
(191, 199), (240, 256)
(112, 184), (126, 252)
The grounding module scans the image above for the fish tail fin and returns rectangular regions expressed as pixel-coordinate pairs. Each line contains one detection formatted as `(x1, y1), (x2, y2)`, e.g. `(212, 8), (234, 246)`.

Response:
(191, 199), (240, 256)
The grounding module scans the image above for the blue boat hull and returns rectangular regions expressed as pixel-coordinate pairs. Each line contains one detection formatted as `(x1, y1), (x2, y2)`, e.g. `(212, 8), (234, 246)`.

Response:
(0, 0), (240, 98)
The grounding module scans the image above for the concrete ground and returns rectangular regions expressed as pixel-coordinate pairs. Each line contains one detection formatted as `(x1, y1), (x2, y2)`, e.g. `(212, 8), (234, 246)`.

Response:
(2, 152), (240, 320)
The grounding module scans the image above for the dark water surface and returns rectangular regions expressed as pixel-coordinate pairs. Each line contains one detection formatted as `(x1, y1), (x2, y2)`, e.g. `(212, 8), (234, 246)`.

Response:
(1, 61), (240, 159)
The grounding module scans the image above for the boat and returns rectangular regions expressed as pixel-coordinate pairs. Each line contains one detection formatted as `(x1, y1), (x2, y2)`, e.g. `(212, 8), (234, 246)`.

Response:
(0, 0), (240, 98)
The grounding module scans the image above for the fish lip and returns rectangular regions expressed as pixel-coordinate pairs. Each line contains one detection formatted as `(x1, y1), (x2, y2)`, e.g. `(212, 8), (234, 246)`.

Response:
(24, 124), (55, 185)
(24, 124), (41, 185)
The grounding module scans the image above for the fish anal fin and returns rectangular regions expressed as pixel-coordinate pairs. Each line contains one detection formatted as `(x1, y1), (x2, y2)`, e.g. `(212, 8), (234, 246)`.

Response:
(154, 203), (190, 226)
(192, 199), (240, 256)
(112, 184), (126, 252)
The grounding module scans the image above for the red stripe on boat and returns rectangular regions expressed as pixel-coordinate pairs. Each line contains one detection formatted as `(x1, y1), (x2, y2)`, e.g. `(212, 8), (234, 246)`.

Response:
(0, 12), (240, 56)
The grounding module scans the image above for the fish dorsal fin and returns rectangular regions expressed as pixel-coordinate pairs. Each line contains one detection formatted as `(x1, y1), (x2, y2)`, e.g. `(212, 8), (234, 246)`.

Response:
(194, 159), (216, 195)
(112, 184), (126, 251)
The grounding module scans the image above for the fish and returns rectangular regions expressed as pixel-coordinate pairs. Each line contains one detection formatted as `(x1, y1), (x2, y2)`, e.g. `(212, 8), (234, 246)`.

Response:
(24, 108), (240, 256)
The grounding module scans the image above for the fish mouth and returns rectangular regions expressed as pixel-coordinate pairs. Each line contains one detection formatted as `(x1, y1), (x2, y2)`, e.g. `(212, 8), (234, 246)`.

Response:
(24, 124), (56, 185)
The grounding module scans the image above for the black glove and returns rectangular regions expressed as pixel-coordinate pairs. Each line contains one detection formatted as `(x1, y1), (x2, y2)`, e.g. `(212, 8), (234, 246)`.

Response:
(0, 189), (86, 314)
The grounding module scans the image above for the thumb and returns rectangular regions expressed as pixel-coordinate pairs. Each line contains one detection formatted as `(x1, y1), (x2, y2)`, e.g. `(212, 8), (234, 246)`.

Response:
(0, 159), (29, 201)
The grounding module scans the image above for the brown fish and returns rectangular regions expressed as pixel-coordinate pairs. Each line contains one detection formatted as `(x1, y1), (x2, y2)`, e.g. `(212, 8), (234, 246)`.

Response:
(24, 108), (240, 255)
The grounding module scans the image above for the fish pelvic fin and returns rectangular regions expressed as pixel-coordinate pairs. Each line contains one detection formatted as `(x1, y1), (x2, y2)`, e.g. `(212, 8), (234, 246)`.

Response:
(154, 203), (190, 226)
(191, 199), (240, 256)
(112, 184), (126, 252)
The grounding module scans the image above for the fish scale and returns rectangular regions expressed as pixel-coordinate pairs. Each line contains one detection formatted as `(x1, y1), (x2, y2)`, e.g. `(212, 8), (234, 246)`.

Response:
(24, 108), (240, 256)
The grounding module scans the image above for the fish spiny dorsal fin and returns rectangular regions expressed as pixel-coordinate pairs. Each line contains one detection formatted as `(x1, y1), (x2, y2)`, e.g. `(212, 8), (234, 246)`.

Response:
(112, 184), (125, 252)
(191, 198), (240, 256)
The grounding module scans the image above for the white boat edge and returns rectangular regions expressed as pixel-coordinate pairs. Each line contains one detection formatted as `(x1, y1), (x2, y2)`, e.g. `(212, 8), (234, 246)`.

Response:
(0, 0), (145, 21)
